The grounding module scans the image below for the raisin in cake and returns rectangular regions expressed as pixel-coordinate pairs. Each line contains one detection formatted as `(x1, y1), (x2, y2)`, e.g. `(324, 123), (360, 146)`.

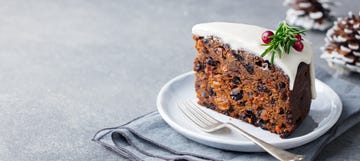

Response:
(192, 22), (316, 138)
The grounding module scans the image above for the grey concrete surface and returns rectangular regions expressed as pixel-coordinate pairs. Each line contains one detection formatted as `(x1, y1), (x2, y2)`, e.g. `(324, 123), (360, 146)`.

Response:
(0, 0), (358, 160)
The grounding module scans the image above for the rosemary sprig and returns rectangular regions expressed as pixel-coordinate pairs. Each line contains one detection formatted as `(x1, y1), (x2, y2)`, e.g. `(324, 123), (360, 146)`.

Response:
(261, 22), (306, 64)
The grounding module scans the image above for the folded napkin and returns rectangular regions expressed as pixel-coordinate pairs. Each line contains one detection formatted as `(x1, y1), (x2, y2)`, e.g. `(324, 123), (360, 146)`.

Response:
(92, 66), (360, 161)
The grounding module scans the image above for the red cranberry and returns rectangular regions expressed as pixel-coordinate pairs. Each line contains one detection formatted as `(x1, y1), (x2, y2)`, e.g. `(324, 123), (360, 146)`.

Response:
(295, 34), (302, 41)
(293, 41), (304, 52)
(261, 30), (274, 44)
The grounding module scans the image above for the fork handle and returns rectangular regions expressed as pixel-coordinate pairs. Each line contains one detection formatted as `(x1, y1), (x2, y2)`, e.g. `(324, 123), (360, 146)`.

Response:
(225, 123), (304, 161)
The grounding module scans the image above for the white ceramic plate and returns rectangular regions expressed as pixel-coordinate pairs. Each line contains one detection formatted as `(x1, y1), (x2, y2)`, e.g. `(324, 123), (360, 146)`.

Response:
(157, 71), (342, 152)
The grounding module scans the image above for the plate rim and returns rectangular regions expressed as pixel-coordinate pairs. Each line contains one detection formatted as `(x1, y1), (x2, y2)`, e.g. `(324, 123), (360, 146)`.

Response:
(156, 71), (342, 151)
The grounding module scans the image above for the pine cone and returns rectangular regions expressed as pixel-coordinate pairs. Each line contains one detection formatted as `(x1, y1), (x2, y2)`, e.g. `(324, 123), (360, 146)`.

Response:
(321, 12), (360, 73)
(285, 0), (334, 31)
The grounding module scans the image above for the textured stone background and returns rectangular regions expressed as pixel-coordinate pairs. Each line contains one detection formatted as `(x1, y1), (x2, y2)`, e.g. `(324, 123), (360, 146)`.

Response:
(0, 0), (359, 160)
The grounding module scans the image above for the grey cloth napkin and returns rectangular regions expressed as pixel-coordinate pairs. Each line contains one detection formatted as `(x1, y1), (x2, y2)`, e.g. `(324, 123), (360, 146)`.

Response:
(92, 66), (360, 161)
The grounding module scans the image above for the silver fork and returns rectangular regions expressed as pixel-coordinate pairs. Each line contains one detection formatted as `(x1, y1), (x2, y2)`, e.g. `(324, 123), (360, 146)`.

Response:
(177, 100), (304, 161)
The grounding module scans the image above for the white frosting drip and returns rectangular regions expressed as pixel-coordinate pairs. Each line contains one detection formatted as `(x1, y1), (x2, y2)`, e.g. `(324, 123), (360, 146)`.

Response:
(192, 22), (316, 99)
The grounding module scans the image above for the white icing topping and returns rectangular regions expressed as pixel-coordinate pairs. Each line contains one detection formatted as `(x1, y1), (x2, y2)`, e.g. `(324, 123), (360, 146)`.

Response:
(192, 22), (316, 99)
(309, 12), (323, 19)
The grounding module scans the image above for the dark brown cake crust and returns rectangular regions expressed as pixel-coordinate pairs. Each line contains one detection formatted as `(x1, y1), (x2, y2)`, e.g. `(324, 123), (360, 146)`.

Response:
(193, 35), (312, 138)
